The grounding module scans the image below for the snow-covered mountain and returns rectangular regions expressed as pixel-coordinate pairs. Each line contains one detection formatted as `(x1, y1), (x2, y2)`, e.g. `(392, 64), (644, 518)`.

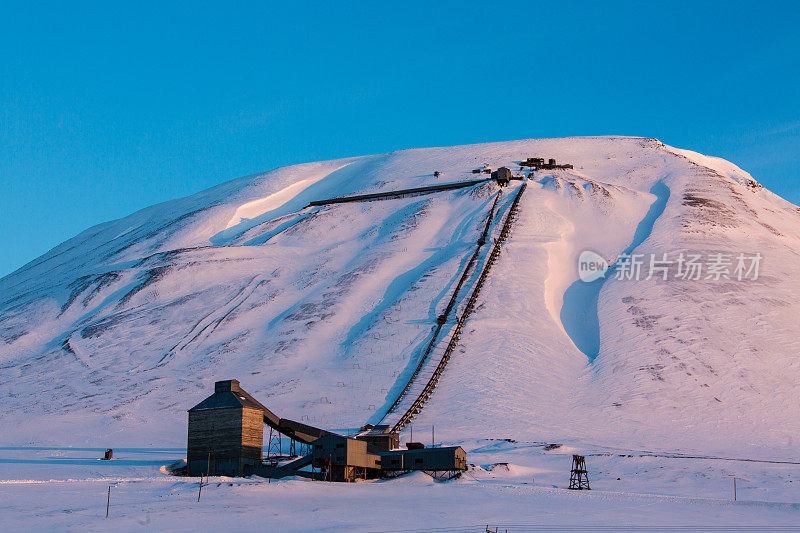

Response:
(2, 136), (798, 460)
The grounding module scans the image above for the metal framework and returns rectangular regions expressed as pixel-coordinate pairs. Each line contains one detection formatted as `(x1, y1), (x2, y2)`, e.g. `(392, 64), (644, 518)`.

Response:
(424, 469), (462, 481)
(569, 454), (591, 490)
(266, 426), (282, 458)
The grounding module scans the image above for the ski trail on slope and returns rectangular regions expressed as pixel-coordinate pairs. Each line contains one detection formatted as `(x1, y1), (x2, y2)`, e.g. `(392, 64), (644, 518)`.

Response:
(560, 180), (671, 362)
(154, 275), (266, 367)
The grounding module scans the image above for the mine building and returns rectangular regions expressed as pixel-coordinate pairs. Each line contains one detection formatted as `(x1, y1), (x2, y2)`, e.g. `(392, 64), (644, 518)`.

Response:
(491, 166), (512, 185)
(187, 379), (267, 477)
(354, 424), (400, 452)
(311, 434), (382, 482)
(523, 157), (545, 166)
(520, 156), (574, 170)
(378, 445), (466, 472)
(186, 380), (468, 482)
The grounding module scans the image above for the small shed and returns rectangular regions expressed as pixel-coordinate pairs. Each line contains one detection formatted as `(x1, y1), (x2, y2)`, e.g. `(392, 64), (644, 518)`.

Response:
(187, 380), (267, 477)
(491, 166), (512, 185)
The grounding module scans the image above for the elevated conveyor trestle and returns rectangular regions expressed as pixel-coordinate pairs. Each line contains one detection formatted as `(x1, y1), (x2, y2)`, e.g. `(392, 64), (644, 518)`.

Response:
(263, 409), (336, 446)
(379, 191), (502, 420)
(384, 182), (527, 432)
(306, 179), (490, 207)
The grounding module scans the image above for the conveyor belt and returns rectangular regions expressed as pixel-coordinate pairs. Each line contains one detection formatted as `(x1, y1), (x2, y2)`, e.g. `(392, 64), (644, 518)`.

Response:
(378, 191), (503, 422)
(382, 182), (528, 432)
(262, 410), (336, 445)
(306, 178), (490, 207)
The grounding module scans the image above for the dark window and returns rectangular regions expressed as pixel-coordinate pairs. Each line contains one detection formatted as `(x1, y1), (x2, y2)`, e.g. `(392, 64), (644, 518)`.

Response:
(415, 458), (423, 464)
(336, 443), (345, 448)
(336, 456), (344, 462)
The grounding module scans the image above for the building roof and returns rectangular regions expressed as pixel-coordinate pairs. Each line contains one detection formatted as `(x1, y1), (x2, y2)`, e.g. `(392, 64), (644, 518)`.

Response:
(355, 424), (393, 437)
(188, 379), (270, 412)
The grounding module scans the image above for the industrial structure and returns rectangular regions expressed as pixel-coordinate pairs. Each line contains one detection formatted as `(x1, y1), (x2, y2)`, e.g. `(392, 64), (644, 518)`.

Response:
(354, 424), (400, 452)
(185, 162), (538, 482)
(307, 178), (489, 207)
(187, 379), (268, 477)
(520, 156), (574, 170)
(490, 166), (512, 185)
(186, 380), (467, 481)
(569, 454), (591, 490)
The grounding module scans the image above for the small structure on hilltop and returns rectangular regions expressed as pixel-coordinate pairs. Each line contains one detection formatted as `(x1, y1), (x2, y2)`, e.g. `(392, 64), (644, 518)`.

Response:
(520, 156), (574, 170)
(491, 166), (512, 185)
(187, 379), (266, 477)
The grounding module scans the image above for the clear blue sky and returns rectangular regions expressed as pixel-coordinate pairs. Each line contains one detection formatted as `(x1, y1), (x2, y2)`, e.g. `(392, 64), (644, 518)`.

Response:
(1, 1), (798, 277)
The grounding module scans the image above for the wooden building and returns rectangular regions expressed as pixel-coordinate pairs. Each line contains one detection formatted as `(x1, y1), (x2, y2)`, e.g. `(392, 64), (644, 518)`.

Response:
(491, 166), (512, 185)
(312, 434), (383, 482)
(378, 446), (466, 472)
(354, 424), (400, 452)
(185, 379), (468, 482)
(520, 156), (573, 170)
(187, 379), (267, 477)
(310, 434), (465, 481)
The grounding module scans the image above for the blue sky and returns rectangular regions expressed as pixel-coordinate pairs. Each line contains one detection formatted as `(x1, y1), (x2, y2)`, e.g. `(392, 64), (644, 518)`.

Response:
(1, 1), (798, 277)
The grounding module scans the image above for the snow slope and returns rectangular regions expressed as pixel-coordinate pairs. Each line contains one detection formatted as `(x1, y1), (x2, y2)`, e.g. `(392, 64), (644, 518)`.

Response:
(1, 136), (799, 465)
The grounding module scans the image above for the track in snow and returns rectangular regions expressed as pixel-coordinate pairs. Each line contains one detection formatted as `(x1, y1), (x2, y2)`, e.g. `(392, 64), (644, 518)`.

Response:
(155, 275), (266, 367)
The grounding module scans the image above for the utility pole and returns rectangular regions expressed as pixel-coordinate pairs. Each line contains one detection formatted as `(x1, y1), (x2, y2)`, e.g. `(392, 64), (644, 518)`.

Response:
(106, 486), (110, 518)
(432, 425), (435, 448)
(734, 477), (737, 501)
